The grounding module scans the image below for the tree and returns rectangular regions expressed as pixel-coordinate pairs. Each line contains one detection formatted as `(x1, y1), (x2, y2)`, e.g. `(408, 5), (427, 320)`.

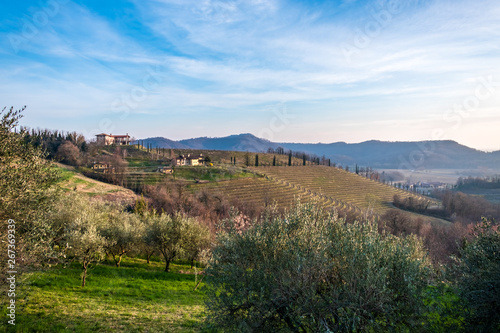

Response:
(245, 152), (250, 167)
(255, 154), (259, 167)
(0, 107), (61, 280)
(302, 154), (306, 166)
(56, 140), (80, 166)
(182, 219), (211, 268)
(137, 211), (157, 264)
(61, 195), (109, 287)
(101, 210), (141, 267)
(272, 155), (276, 166)
(205, 203), (432, 332)
(146, 213), (189, 272)
(288, 151), (292, 166)
(451, 220), (500, 332)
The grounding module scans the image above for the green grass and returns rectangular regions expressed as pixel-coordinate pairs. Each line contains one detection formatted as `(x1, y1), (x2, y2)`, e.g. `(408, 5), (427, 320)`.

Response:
(56, 166), (76, 183)
(174, 166), (253, 182)
(2, 258), (210, 332)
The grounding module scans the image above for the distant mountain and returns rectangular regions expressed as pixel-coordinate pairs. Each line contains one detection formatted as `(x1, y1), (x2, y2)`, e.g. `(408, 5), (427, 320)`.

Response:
(179, 133), (278, 152)
(133, 137), (190, 149)
(135, 134), (500, 169)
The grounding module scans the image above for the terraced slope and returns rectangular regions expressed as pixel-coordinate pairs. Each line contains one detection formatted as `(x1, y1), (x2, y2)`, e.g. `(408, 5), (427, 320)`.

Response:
(190, 177), (322, 209)
(190, 175), (372, 217)
(252, 166), (436, 216)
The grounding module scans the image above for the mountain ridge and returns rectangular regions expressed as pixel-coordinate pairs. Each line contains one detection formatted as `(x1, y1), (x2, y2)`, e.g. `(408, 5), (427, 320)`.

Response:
(134, 134), (500, 169)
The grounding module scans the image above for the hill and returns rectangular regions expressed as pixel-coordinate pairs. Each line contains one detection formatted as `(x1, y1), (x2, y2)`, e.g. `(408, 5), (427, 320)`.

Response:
(81, 145), (445, 223)
(55, 163), (139, 204)
(135, 134), (500, 169)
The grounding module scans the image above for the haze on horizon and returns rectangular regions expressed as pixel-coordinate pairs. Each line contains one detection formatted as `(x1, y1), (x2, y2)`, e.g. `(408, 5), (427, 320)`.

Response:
(1, 0), (500, 151)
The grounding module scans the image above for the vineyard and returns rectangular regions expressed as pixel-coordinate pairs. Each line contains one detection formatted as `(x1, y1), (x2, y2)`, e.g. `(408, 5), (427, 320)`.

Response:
(253, 166), (437, 215)
(188, 165), (439, 219)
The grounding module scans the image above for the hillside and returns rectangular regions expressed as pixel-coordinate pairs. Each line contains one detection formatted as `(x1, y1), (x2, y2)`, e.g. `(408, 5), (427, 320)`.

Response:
(187, 164), (443, 222)
(55, 163), (139, 204)
(136, 134), (500, 169)
(81, 146), (445, 223)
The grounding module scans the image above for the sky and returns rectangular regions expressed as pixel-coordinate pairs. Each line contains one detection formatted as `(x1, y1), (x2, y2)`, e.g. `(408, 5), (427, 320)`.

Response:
(1, 0), (500, 151)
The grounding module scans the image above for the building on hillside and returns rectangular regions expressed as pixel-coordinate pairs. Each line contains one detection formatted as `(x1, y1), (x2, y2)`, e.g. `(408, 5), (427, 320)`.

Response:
(175, 154), (205, 166)
(96, 133), (130, 145)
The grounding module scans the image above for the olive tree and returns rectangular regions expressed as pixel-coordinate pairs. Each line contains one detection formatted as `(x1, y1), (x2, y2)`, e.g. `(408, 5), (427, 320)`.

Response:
(183, 219), (211, 268)
(100, 210), (141, 267)
(146, 213), (187, 272)
(451, 220), (500, 332)
(0, 106), (61, 280)
(205, 203), (432, 332)
(146, 213), (209, 272)
(137, 211), (157, 264)
(61, 195), (109, 287)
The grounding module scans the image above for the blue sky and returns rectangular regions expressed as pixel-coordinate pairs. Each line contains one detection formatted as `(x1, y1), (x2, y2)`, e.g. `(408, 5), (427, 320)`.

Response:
(1, 0), (500, 150)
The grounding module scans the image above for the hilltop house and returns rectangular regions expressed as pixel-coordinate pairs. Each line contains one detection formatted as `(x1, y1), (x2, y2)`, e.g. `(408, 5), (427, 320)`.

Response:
(175, 154), (205, 166)
(96, 133), (130, 145)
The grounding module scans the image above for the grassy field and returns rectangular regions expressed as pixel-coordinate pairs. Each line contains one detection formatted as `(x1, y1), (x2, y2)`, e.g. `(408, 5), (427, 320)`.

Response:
(1, 258), (209, 333)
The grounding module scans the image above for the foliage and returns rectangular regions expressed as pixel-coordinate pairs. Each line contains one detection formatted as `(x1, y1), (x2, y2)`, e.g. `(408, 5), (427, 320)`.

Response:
(55, 140), (81, 166)
(0, 106), (61, 279)
(434, 190), (500, 222)
(451, 220), (500, 332)
(182, 218), (212, 268)
(60, 194), (109, 287)
(205, 203), (432, 332)
(24, 127), (86, 159)
(136, 211), (158, 264)
(422, 283), (465, 332)
(146, 213), (201, 272)
(100, 210), (142, 267)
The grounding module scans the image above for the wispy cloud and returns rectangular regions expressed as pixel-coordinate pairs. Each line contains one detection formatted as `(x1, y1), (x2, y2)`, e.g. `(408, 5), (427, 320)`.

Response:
(1, 0), (499, 149)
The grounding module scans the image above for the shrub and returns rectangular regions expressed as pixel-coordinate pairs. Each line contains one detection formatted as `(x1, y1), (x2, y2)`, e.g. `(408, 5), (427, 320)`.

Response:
(451, 220), (500, 332)
(0, 107), (61, 281)
(205, 203), (432, 332)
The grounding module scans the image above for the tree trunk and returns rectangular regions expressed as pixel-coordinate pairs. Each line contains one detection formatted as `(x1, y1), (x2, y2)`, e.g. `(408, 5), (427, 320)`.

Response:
(82, 262), (88, 287)
(115, 254), (123, 267)
(194, 274), (204, 291)
(165, 260), (170, 272)
(146, 252), (152, 264)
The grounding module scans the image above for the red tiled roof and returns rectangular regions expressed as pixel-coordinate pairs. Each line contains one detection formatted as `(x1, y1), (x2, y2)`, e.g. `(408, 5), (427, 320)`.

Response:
(95, 133), (130, 138)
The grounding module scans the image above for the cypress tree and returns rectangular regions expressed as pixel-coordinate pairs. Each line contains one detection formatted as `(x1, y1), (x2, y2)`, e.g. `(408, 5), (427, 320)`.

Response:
(255, 154), (259, 167)
(288, 152), (292, 166)
(303, 154), (306, 166)
(272, 155), (276, 166)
